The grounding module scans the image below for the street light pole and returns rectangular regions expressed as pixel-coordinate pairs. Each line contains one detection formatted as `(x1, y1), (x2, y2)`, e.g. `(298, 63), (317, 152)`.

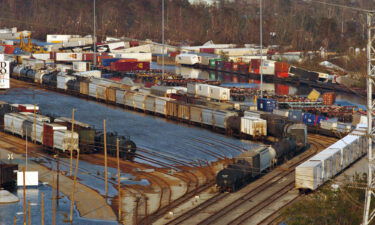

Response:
(162, 0), (165, 79)
(259, 0), (263, 97)
(93, 0), (97, 67)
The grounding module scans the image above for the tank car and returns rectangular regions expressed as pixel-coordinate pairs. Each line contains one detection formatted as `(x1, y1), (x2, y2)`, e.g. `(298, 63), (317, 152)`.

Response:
(216, 160), (252, 192)
(272, 138), (297, 161)
(216, 146), (276, 192)
(42, 71), (58, 87)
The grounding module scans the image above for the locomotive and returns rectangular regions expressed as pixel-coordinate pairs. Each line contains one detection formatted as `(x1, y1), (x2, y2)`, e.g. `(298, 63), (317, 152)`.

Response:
(1, 102), (137, 161)
(216, 122), (308, 192)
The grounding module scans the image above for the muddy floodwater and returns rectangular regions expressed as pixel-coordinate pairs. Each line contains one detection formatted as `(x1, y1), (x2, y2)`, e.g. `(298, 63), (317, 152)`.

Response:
(1, 88), (256, 165)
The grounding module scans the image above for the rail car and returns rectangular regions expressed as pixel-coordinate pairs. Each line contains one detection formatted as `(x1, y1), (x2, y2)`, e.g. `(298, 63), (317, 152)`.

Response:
(216, 123), (308, 192)
(0, 103), (137, 160)
(295, 124), (367, 192)
(10, 65), (348, 140)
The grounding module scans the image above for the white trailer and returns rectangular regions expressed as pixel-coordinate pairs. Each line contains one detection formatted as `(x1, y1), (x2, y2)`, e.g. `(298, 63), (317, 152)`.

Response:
(175, 54), (201, 65)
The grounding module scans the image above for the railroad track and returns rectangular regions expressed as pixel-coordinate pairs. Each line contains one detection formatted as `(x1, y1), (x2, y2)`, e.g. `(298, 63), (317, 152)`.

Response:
(0, 131), (220, 224)
(0, 132), (120, 187)
(163, 135), (336, 225)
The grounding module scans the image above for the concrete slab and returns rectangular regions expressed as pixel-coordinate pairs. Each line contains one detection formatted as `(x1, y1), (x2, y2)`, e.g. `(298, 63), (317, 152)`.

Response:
(0, 190), (19, 204)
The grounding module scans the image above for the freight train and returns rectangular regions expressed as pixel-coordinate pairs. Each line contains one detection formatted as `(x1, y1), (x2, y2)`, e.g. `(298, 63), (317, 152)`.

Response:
(10, 65), (271, 140)
(10, 64), (350, 140)
(216, 122), (308, 192)
(295, 124), (367, 192)
(0, 102), (137, 161)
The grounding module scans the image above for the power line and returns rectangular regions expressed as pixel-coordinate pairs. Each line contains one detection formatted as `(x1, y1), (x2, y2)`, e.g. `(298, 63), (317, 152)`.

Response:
(299, 0), (375, 13)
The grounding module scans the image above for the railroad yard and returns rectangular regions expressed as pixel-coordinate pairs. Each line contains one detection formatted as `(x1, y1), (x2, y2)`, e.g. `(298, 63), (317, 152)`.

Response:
(0, 3), (372, 224)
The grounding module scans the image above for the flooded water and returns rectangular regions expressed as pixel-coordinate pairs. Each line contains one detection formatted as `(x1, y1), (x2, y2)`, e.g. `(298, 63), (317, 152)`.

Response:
(0, 88), (255, 165)
(0, 184), (117, 225)
(152, 63), (366, 107)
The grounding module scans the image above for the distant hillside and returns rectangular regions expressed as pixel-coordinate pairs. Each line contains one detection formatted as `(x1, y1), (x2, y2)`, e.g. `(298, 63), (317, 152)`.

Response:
(0, 0), (373, 51)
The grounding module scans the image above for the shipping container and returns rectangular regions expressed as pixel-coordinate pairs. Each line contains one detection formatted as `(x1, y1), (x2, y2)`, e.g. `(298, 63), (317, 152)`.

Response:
(17, 104), (39, 113)
(275, 62), (290, 78)
(320, 120), (337, 130)
(250, 59), (260, 74)
(209, 86), (231, 101)
(196, 84), (210, 98)
(322, 92), (336, 105)
(102, 58), (120, 67)
(32, 53), (50, 61)
(257, 98), (277, 112)
(210, 58), (223, 68)
(111, 61), (150, 72)
(151, 86), (176, 97)
(115, 52), (152, 62)
(200, 48), (215, 54)
(175, 54), (201, 65)
(241, 117), (267, 137)
(259, 60), (276, 75)
(288, 110), (303, 122)
(303, 113), (317, 126)
(55, 52), (83, 62)
(187, 83), (198, 95)
(72, 61), (90, 72)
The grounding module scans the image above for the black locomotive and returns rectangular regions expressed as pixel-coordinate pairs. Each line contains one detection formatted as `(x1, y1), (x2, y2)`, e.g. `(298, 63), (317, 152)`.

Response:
(216, 122), (308, 192)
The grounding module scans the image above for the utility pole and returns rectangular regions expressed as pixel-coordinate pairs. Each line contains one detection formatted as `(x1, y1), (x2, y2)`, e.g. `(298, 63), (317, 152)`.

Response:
(69, 149), (80, 223)
(162, 0), (165, 79)
(55, 154), (60, 206)
(363, 11), (375, 225)
(33, 104), (36, 143)
(23, 167), (26, 225)
(69, 108), (75, 177)
(116, 138), (122, 221)
(259, 0), (263, 98)
(93, 0), (97, 67)
(25, 128), (28, 170)
(103, 119), (108, 198)
(41, 192), (45, 225)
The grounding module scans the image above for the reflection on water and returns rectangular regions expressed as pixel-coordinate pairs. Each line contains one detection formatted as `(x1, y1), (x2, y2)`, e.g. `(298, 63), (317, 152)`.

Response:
(0, 185), (116, 224)
(0, 88), (255, 164)
(152, 63), (364, 106)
